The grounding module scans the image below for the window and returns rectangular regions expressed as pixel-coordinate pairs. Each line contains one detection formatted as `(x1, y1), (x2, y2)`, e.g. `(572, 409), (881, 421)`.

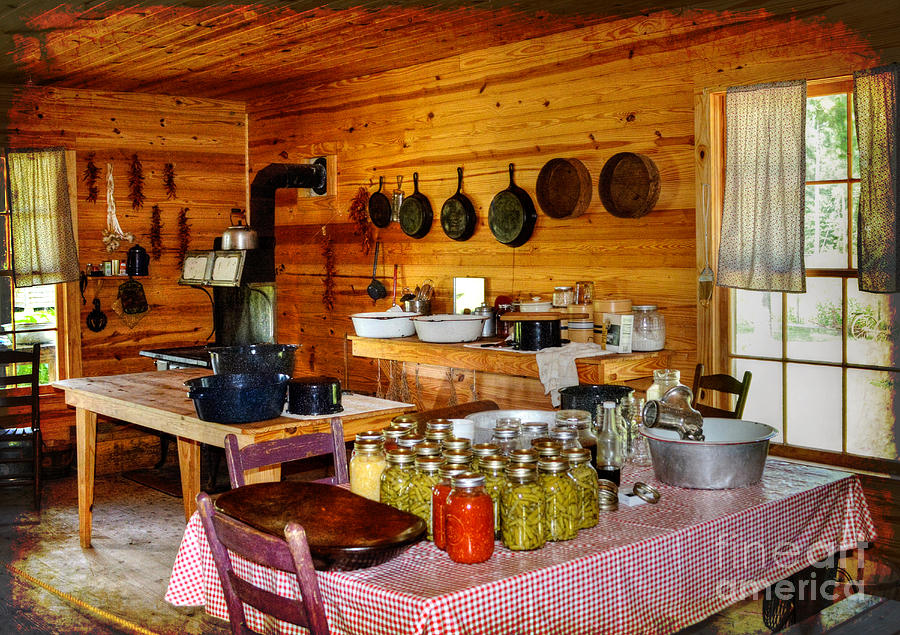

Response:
(0, 153), (78, 387)
(713, 78), (899, 468)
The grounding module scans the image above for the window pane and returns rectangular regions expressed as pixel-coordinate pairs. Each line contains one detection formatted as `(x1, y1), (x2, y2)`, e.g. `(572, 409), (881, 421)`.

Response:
(805, 184), (848, 268)
(850, 95), (859, 179)
(0, 217), (8, 269)
(846, 368), (899, 460)
(734, 358), (783, 442)
(806, 94), (849, 181)
(847, 281), (898, 367)
(14, 285), (57, 329)
(786, 363), (842, 451)
(785, 277), (842, 363)
(851, 182), (860, 269)
(733, 289), (782, 358)
(0, 276), (11, 333)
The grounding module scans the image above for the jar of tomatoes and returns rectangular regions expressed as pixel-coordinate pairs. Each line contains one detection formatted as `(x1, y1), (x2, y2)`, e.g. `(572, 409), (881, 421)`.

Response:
(445, 472), (495, 564)
(432, 464), (467, 550)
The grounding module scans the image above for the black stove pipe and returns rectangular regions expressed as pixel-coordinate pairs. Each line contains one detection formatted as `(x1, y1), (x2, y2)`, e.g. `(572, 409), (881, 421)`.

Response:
(250, 162), (326, 239)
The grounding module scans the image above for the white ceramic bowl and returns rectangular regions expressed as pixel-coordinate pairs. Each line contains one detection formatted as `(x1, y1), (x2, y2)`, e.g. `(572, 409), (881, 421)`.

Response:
(520, 300), (553, 312)
(412, 314), (487, 343)
(350, 312), (418, 338)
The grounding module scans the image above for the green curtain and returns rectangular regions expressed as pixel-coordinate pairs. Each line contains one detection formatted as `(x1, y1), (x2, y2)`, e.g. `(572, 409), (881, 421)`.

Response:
(6, 148), (80, 287)
(718, 80), (807, 293)
(854, 64), (900, 293)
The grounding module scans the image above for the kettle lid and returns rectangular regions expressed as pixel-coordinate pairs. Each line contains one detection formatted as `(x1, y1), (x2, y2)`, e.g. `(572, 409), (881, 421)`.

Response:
(128, 244), (147, 254)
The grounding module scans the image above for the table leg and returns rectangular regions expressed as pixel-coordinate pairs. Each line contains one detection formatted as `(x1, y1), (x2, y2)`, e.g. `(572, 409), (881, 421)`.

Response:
(176, 437), (201, 522)
(75, 407), (97, 549)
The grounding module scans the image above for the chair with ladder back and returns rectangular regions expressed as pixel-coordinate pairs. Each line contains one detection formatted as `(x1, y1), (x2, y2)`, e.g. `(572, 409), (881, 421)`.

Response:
(224, 416), (349, 488)
(197, 491), (331, 635)
(691, 362), (752, 419)
(0, 344), (42, 508)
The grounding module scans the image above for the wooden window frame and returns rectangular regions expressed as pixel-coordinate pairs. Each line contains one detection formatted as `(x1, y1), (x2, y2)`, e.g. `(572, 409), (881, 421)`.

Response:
(696, 77), (900, 477)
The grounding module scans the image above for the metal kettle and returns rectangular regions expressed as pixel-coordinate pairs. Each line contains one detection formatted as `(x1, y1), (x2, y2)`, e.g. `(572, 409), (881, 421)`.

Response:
(125, 244), (149, 276)
(221, 209), (258, 250)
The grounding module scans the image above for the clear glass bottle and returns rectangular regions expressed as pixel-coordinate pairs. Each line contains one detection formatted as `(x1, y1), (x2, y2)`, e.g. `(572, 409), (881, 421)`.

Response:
(500, 465), (545, 551)
(407, 455), (443, 540)
(349, 439), (387, 501)
(563, 447), (599, 530)
(549, 426), (581, 451)
(445, 472), (495, 564)
(490, 425), (520, 456)
(432, 464), (468, 550)
(595, 401), (625, 486)
(380, 448), (416, 510)
(479, 455), (508, 539)
(645, 368), (682, 402)
(537, 457), (579, 542)
(553, 286), (574, 307)
(632, 305), (666, 351)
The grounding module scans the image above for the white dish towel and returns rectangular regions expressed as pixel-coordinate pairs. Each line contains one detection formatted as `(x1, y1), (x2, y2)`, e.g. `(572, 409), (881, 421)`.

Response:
(535, 342), (613, 407)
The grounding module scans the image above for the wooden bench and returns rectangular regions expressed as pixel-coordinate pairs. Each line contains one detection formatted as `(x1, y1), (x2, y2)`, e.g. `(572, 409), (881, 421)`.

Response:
(782, 594), (900, 634)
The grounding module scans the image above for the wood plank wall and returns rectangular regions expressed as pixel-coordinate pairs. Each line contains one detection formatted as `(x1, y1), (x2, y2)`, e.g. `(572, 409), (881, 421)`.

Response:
(1, 85), (246, 467)
(247, 9), (883, 410)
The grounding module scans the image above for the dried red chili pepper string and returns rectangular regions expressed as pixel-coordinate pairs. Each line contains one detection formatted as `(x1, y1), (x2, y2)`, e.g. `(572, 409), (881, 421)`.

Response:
(150, 205), (163, 261)
(82, 152), (100, 204)
(128, 154), (145, 211)
(177, 207), (190, 268)
(162, 162), (177, 200)
(348, 187), (373, 255)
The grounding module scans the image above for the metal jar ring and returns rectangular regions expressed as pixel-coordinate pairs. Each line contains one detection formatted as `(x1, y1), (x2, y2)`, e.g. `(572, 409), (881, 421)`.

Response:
(633, 481), (661, 504)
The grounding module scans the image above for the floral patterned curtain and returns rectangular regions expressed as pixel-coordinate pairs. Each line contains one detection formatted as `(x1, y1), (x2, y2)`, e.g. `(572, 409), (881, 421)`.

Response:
(6, 148), (80, 287)
(718, 80), (807, 293)
(854, 64), (899, 293)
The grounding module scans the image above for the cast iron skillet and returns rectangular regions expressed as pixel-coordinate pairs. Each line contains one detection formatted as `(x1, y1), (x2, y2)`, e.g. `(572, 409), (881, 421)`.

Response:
(488, 163), (537, 247)
(398, 172), (432, 238)
(440, 167), (477, 241)
(368, 176), (392, 228)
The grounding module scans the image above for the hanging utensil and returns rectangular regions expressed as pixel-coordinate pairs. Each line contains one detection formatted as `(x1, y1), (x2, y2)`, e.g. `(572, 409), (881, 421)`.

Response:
(367, 242), (388, 301)
(369, 176), (392, 228)
(440, 167), (477, 241)
(86, 298), (107, 332)
(391, 176), (405, 223)
(488, 163), (537, 247)
(391, 264), (399, 307)
(699, 183), (715, 307)
(398, 172), (433, 239)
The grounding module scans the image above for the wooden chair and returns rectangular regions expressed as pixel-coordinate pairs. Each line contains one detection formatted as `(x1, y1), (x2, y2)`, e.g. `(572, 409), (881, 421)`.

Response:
(196, 491), (331, 635)
(225, 416), (349, 488)
(0, 344), (42, 509)
(691, 363), (752, 419)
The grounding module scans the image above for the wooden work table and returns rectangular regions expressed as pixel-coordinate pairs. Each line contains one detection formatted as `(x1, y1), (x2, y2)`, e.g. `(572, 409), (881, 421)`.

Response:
(348, 336), (670, 384)
(53, 369), (413, 548)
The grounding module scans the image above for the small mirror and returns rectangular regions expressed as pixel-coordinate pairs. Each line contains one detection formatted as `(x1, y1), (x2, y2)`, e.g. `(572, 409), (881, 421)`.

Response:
(453, 277), (485, 314)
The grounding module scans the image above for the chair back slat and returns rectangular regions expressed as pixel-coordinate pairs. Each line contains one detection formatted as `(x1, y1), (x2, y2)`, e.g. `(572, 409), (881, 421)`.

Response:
(691, 363), (752, 419)
(0, 344), (41, 509)
(225, 416), (348, 488)
(197, 492), (331, 635)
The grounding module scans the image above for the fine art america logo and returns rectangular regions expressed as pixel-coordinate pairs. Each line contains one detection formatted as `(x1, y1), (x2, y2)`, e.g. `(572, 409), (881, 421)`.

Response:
(714, 536), (865, 602)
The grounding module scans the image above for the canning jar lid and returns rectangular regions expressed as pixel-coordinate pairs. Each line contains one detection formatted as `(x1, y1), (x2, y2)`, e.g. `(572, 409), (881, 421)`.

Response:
(633, 305), (658, 311)
(452, 472), (486, 488)
(386, 448), (416, 464)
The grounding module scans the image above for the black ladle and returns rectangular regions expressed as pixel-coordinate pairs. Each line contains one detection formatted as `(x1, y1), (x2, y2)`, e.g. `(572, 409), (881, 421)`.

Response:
(367, 242), (387, 301)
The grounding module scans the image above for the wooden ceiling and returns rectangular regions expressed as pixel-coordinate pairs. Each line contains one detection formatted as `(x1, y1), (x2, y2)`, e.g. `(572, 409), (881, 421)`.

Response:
(0, 1), (893, 101)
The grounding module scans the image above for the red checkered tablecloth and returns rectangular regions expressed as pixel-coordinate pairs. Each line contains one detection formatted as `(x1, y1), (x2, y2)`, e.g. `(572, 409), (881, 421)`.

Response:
(165, 459), (875, 635)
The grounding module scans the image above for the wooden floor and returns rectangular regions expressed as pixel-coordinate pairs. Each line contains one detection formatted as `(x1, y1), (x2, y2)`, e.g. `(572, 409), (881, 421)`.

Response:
(0, 466), (894, 635)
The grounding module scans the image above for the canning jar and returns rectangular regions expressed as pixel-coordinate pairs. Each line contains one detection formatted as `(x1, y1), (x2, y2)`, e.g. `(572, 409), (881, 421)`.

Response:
(506, 448), (539, 469)
(442, 437), (471, 453)
(538, 458), (579, 541)
(432, 464), (468, 550)
(554, 410), (597, 468)
(407, 455), (443, 539)
(645, 368), (682, 403)
(549, 426), (581, 451)
(501, 465), (545, 551)
(415, 441), (443, 458)
(381, 425), (409, 452)
(442, 448), (474, 469)
(445, 472), (495, 564)
(520, 421), (549, 448)
(470, 443), (500, 471)
(490, 425), (520, 456)
(632, 305), (666, 351)
(397, 432), (426, 450)
(553, 286), (574, 307)
(380, 448), (416, 510)
(425, 428), (452, 445)
(478, 455), (508, 539)
(563, 447), (599, 529)
(533, 440), (563, 460)
(349, 439), (387, 501)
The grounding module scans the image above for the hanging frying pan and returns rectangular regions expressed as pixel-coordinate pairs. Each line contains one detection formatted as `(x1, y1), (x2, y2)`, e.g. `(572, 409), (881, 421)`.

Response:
(398, 172), (433, 238)
(368, 176), (392, 228)
(440, 167), (477, 241)
(488, 163), (537, 247)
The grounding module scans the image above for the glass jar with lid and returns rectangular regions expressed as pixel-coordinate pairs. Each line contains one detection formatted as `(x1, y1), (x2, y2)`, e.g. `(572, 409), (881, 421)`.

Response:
(554, 409), (597, 466)
(349, 439), (387, 501)
(553, 286), (574, 307)
(443, 448), (474, 469)
(490, 425), (520, 456)
(520, 421), (549, 448)
(415, 441), (443, 458)
(645, 368), (682, 402)
(442, 437), (471, 453)
(425, 428), (452, 445)
(479, 454), (508, 539)
(632, 305), (666, 351)
(549, 426), (581, 451)
(537, 457), (579, 541)
(533, 440), (563, 460)
(407, 455), (443, 539)
(382, 425), (409, 451)
(397, 432), (426, 451)
(506, 448), (539, 469)
(445, 472), (495, 564)
(563, 447), (599, 529)
(432, 464), (468, 549)
(380, 448), (416, 510)
(470, 443), (500, 471)
(500, 465), (545, 551)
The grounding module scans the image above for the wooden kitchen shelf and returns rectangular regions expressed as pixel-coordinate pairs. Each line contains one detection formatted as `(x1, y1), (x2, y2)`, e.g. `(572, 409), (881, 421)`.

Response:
(348, 336), (670, 384)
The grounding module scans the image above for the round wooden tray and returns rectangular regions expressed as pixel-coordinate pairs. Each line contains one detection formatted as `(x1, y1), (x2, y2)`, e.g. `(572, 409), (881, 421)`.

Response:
(535, 157), (591, 218)
(598, 152), (660, 218)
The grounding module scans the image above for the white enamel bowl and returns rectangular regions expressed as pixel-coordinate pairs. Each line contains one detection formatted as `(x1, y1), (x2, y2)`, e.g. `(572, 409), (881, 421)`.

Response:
(350, 312), (418, 338)
(412, 314), (487, 343)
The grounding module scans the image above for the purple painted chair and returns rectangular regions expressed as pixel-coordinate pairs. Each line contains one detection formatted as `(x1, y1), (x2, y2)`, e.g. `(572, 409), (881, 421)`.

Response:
(224, 416), (349, 488)
(197, 491), (331, 635)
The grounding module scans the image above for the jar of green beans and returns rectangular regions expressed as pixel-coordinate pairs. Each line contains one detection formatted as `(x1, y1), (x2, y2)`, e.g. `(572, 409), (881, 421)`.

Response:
(380, 448), (416, 510)
(470, 443), (500, 471)
(500, 465), (545, 551)
(563, 447), (599, 530)
(479, 454), (508, 539)
(407, 455), (443, 540)
(538, 457), (579, 541)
